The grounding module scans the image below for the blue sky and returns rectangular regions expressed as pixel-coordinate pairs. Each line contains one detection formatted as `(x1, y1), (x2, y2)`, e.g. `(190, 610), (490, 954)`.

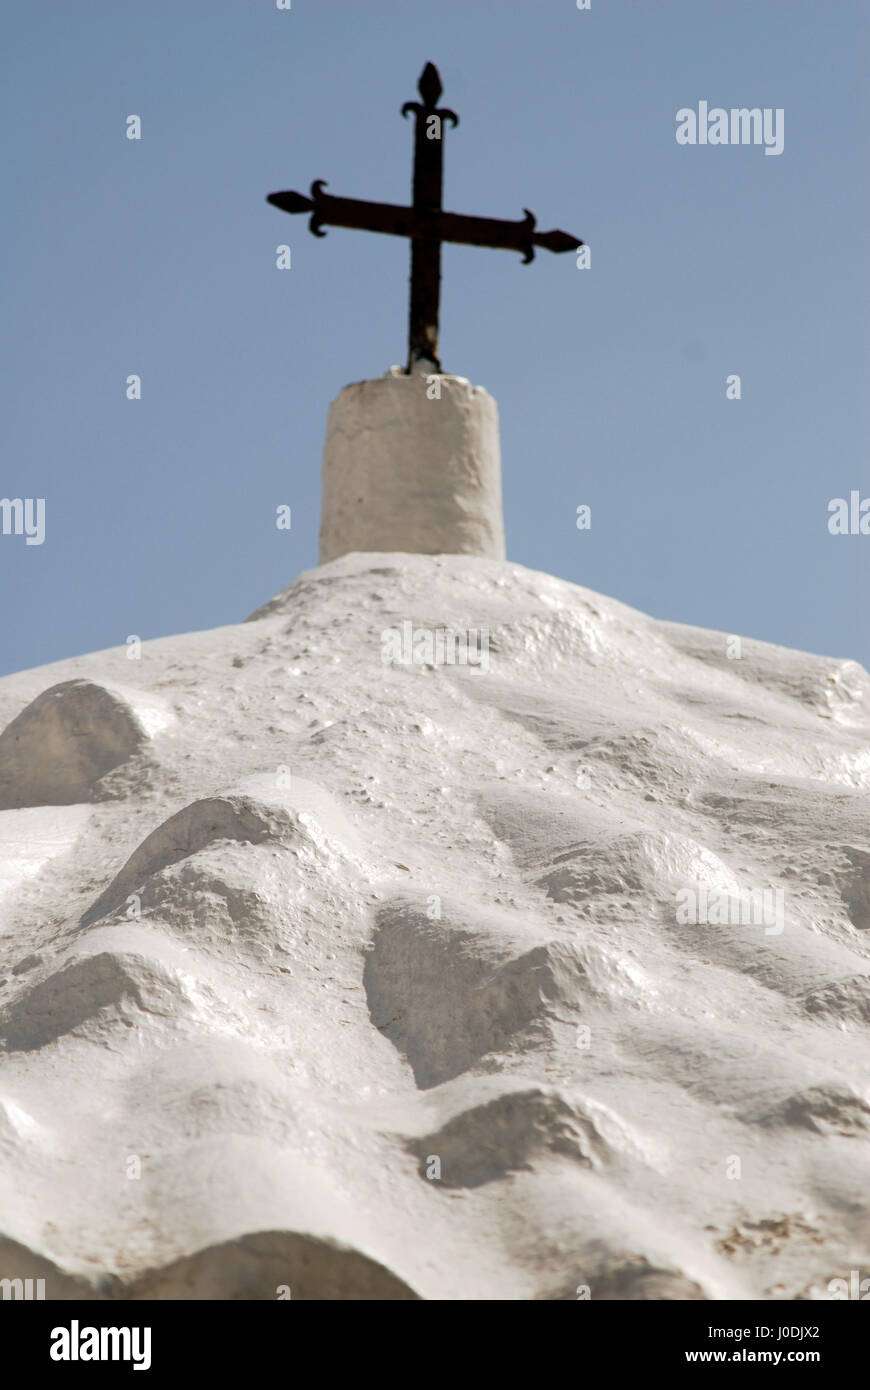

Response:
(2, 0), (867, 676)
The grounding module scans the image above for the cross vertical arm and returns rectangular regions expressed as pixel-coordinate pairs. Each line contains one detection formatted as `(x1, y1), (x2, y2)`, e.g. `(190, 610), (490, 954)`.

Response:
(401, 62), (458, 373)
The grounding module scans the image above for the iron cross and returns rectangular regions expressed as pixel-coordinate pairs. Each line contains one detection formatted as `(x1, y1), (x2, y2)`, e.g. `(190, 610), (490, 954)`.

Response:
(267, 62), (583, 373)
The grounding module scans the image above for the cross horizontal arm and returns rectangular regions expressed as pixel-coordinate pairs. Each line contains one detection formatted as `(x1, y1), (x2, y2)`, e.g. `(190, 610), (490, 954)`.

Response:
(267, 185), (582, 262)
(440, 209), (582, 257)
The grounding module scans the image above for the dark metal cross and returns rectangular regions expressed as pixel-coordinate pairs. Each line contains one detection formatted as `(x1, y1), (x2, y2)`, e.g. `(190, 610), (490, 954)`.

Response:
(267, 62), (583, 373)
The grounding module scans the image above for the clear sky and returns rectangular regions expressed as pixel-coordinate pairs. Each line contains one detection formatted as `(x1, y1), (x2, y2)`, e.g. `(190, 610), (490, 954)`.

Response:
(2, 0), (867, 677)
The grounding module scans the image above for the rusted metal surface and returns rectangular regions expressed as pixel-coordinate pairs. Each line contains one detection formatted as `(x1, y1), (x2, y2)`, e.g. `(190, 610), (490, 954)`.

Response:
(267, 63), (583, 373)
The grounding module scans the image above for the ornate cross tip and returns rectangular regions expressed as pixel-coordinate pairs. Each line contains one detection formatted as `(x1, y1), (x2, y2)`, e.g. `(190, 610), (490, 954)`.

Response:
(402, 60), (458, 126)
(418, 61), (443, 107)
(266, 189), (314, 214)
(535, 229), (584, 254)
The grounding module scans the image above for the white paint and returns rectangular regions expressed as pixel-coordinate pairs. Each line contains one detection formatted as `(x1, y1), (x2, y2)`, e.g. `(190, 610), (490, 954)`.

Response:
(0, 805), (92, 911)
(319, 369), (505, 563)
(0, 551), (868, 1300)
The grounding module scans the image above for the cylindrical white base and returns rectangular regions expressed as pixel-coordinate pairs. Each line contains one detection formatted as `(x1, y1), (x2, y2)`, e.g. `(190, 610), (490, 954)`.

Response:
(318, 369), (506, 564)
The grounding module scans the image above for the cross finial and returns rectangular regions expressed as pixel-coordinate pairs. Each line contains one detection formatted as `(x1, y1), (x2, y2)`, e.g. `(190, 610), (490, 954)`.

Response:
(418, 61), (442, 107)
(267, 63), (582, 372)
(401, 60), (458, 128)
